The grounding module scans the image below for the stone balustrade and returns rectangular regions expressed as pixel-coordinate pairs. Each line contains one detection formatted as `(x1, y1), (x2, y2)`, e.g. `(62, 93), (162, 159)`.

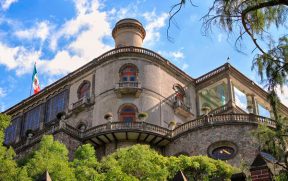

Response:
(12, 113), (276, 153)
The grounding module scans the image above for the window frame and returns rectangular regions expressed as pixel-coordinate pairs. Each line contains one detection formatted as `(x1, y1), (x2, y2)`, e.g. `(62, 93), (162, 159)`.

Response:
(45, 90), (68, 123)
(119, 64), (139, 82)
(4, 116), (21, 144)
(118, 104), (138, 123)
(77, 80), (91, 99)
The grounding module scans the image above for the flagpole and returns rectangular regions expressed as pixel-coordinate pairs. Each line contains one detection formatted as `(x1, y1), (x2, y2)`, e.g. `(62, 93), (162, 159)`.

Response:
(30, 62), (36, 96)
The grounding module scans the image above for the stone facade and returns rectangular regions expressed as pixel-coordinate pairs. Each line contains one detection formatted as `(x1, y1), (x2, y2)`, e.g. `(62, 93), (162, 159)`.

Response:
(3, 19), (288, 179)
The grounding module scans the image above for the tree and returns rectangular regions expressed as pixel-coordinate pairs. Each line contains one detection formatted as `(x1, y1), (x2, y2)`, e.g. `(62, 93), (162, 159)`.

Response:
(0, 114), (31, 181)
(167, 155), (234, 181)
(72, 144), (104, 181)
(169, 0), (288, 176)
(25, 135), (76, 180)
(100, 144), (234, 181)
(101, 144), (169, 180)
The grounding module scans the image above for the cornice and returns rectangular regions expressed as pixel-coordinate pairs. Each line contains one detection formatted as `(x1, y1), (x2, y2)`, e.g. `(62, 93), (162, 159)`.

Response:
(4, 47), (195, 115)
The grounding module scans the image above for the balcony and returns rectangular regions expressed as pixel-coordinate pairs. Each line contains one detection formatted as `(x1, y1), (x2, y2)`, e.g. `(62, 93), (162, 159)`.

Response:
(12, 113), (275, 153)
(173, 100), (193, 119)
(114, 81), (142, 98)
(70, 95), (94, 113)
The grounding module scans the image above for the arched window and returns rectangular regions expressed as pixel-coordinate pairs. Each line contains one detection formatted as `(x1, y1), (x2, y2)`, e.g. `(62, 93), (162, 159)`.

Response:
(118, 104), (138, 123)
(77, 80), (90, 99)
(119, 64), (138, 82)
(173, 84), (185, 102)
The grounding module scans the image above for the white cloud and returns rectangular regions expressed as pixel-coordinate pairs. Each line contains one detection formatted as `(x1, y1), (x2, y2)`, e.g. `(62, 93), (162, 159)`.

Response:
(0, 0), (170, 80)
(15, 21), (51, 43)
(0, 0), (112, 77)
(0, 87), (6, 98)
(171, 51), (184, 60)
(0, 0), (17, 11)
(217, 33), (223, 43)
(143, 11), (169, 46)
(0, 43), (40, 75)
(277, 85), (288, 107)
(181, 63), (189, 70)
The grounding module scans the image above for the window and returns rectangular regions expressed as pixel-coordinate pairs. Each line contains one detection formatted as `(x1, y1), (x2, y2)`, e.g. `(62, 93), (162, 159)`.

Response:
(208, 141), (237, 160)
(257, 103), (271, 118)
(119, 104), (138, 123)
(4, 117), (20, 144)
(198, 81), (228, 114)
(23, 105), (41, 135)
(77, 80), (90, 99)
(119, 64), (138, 82)
(173, 84), (185, 102)
(233, 86), (248, 112)
(46, 90), (68, 123)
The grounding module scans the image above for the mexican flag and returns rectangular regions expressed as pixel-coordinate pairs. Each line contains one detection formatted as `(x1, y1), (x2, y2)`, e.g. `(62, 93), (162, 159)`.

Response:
(32, 62), (40, 94)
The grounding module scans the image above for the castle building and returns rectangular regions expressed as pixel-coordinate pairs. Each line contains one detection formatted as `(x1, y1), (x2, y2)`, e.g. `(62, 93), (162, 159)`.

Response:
(3, 19), (288, 178)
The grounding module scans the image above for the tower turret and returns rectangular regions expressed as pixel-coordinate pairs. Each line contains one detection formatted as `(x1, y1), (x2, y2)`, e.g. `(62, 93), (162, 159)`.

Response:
(112, 18), (146, 48)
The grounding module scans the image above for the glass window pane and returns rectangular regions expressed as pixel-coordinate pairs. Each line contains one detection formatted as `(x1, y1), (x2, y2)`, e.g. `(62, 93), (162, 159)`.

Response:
(4, 117), (20, 144)
(258, 104), (270, 118)
(130, 76), (135, 81)
(198, 81), (228, 114)
(233, 87), (248, 112)
(122, 77), (128, 82)
(24, 106), (41, 134)
(46, 90), (68, 123)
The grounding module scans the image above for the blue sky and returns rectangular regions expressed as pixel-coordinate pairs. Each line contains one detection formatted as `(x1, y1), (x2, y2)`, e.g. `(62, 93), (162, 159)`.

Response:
(0, 0), (287, 111)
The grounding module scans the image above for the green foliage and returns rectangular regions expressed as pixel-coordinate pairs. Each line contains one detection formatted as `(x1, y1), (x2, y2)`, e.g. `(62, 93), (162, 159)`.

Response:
(72, 144), (104, 181)
(101, 144), (169, 181)
(275, 171), (288, 181)
(0, 115), (235, 180)
(0, 113), (31, 181)
(0, 113), (10, 143)
(101, 145), (234, 181)
(167, 155), (233, 181)
(172, 0), (288, 176)
(25, 135), (76, 181)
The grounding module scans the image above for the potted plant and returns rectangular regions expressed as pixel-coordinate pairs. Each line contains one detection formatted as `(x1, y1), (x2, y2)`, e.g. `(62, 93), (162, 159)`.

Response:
(169, 120), (177, 130)
(138, 112), (148, 122)
(104, 112), (113, 122)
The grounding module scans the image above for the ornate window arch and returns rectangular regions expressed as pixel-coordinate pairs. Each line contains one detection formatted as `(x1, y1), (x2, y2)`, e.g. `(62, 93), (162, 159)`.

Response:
(119, 64), (139, 82)
(77, 80), (91, 99)
(118, 104), (138, 123)
(173, 84), (185, 102)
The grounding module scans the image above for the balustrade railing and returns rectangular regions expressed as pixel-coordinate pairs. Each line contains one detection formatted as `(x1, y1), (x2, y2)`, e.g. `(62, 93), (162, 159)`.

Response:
(195, 65), (227, 84)
(208, 103), (230, 115)
(173, 100), (191, 112)
(95, 47), (166, 64)
(71, 96), (94, 110)
(83, 122), (170, 138)
(13, 113), (276, 151)
(116, 81), (141, 89)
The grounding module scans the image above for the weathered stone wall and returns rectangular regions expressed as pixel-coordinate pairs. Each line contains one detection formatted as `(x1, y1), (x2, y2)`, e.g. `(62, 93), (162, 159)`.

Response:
(54, 132), (82, 159)
(88, 56), (196, 128)
(165, 123), (259, 167)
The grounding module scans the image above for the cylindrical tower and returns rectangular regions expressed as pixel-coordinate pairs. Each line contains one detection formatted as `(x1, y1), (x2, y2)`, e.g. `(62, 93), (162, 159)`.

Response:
(112, 18), (146, 48)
